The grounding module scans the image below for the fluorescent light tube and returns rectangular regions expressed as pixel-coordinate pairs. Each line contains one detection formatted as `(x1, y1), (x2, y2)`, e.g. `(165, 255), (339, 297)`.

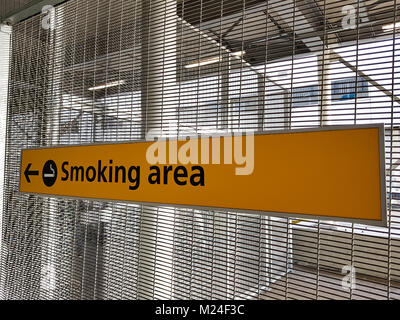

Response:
(232, 50), (246, 57)
(382, 22), (400, 31)
(88, 80), (125, 91)
(184, 51), (246, 69)
(184, 57), (221, 69)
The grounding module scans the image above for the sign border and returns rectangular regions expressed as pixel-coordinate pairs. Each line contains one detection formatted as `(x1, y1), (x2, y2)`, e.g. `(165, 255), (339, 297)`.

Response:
(19, 123), (388, 227)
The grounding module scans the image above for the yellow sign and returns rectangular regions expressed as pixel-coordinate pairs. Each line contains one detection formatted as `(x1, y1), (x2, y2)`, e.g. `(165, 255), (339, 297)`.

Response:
(20, 125), (386, 226)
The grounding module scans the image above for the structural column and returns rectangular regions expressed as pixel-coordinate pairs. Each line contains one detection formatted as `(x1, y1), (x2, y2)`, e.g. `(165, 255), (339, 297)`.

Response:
(138, 0), (177, 299)
(318, 49), (332, 125)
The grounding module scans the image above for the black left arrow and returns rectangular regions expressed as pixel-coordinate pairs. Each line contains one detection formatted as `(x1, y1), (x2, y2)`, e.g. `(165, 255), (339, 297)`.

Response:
(24, 163), (39, 183)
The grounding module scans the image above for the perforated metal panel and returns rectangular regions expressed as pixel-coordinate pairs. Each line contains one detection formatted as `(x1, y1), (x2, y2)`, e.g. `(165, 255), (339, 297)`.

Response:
(1, 0), (400, 300)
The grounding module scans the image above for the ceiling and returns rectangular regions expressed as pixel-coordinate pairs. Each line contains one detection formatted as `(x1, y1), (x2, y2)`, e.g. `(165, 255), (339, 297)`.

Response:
(0, 0), (32, 20)
(8, 0), (400, 98)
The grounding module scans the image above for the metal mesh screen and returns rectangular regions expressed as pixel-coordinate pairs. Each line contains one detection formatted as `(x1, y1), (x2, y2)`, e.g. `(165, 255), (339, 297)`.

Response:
(1, 0), (400, 300)
(0, 0), (32, 20)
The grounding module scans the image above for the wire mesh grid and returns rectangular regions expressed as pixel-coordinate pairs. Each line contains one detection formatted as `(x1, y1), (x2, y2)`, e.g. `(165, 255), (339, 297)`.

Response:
(0, 0), (399, 300)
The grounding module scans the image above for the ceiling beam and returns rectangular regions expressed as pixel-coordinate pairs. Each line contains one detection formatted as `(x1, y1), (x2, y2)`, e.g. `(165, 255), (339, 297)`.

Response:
(267, 0), (324, 52)
(177, 0), (266, 25)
